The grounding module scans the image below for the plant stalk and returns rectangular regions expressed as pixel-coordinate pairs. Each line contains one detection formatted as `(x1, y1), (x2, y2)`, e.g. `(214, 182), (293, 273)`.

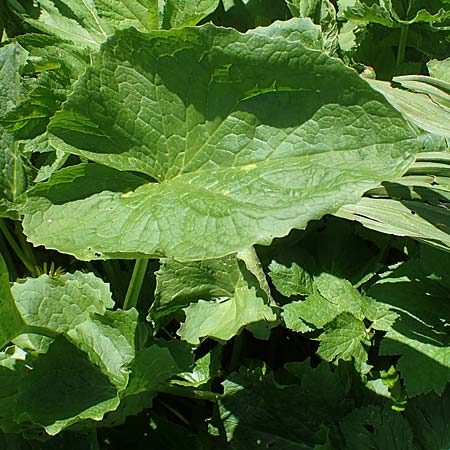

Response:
(396, 24), (409, 67)
(123, 258), (149, 310)
(90, 430), (100, 450)
(158, 385), (219, 402)
(229, 332), (245, 373)
(15, 222), (39, 269)
(0, 220), (35, 275)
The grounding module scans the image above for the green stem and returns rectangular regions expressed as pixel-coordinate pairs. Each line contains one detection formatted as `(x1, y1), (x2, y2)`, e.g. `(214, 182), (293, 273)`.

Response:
(0, 220), (35, 275)
(158, 385), (219, 402)
(25, 325), (59, 340)
(229, 332), (244, 373)
(0, 232), (19, 280)
(15, 222), (38, 269)
(396, 24), (409, 67)
(158, 399), (190, 426)
(90, 430), (100, 450)
(123, 258), (149, 310)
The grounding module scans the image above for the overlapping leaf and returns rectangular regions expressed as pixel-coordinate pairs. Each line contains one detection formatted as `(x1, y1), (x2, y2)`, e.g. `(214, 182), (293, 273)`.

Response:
(428, 57), (450, 82)
(280, 273), (397, 369)
(0, 43), (29, 218)
(368, 76), (450, 137)
(151, 254), (276, 344)
(0, 270), (189, 436)
(23, 20), (419, 261)
(368, 244), (450, 396)
(218, 362), (352, 449)
(2, 0), (218, 143)
(342, 0), (450, 27)
(26, 0), (220, 47)
(340, 406), (416, 450)
(0, 255), (26, 349)
(336, 151), (450, 253)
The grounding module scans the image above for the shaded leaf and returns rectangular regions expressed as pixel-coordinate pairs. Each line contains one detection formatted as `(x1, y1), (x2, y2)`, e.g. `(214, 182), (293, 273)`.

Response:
(368, 244), (450, 396)
(0, 254), (26, 349)
(340, 405), (416, 450)
(406, 386), (450, 449)
(218, 362), (352, 449)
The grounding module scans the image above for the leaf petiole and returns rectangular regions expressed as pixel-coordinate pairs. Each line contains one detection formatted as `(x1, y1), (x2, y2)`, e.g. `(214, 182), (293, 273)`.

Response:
(396, 24), (409, 67)
(123, 258), (149, 309)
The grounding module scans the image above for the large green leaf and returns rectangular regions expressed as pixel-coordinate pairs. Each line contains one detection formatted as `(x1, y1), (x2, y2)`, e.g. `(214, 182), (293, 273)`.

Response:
(0, 271), (132, 435)
(0, 43), (29, 217)
(4, 337), (120, 435)
(0, 254), (26, 349)
(23, 20), (419, 261)
(0, 269), (193, 436)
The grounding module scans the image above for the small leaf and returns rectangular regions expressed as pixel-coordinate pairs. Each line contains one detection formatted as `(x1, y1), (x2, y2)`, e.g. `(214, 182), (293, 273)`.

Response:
(317, 313), (371, 370)
(178, 285), (276, 344)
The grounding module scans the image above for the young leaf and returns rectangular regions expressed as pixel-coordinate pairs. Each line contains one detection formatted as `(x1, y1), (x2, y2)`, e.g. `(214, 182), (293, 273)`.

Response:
(151, 255), (242, 321)
(23, 20), (420, 261)
(317, 312), (372, 370)
(26, 0), (158, 49)
(11, 271), (114, 352)
(178, 284), (276, 344)
(160, 0), (220, 29)
(287, 0), (339, 54)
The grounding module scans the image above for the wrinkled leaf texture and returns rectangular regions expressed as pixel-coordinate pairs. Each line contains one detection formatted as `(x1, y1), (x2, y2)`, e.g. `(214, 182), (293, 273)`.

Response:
(23, 19), (420, 261)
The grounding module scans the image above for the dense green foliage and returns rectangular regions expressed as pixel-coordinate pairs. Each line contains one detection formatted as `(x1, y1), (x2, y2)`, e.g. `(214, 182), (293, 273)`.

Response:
(0, 0), (449, 448)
